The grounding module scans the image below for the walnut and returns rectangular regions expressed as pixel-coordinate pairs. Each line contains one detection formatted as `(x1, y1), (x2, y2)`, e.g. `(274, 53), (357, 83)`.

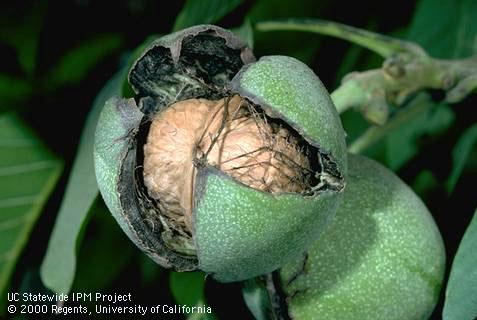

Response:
(143, 95), (312, 233)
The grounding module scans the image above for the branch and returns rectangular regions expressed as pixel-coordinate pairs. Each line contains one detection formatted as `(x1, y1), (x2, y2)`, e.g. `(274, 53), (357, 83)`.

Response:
(257, 19), (477, 126)
(256, 19), (419, 58)
(331, 54), (477, 124)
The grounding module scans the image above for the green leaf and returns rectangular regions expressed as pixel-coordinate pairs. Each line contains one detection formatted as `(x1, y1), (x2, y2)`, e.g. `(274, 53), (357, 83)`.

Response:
(47, 34), (123, 90)
(232, 19), (254, 49)
(385, 103), (455, 170)
(249, 0), (324, 65)
(443, 208), (477, 320)
(242, 278), (272, 320)
(0, 75), (33, 112)
(0, 113), (62, 299)
(169, 272), (217, 320)
(0, 1), (46, 75)
(340, 109), (370, 144)
(71, 199), (134, 293)
(170, 271), (206, 307)
(40, 67), (128, 294)
(407, 0), (477, 58)
(446, 124), (477, 193)
(139, 254), (162, 285)
(348, 93), (434, 158)
(173, 0), (243, 32)
(412, 170), (438, 198)
(247, 0), (322, 22)
(388, 0), (476, 170)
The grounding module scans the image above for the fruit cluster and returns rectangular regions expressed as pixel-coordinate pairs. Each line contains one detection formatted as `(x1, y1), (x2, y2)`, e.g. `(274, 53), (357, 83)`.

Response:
(94, 25), (445, 319)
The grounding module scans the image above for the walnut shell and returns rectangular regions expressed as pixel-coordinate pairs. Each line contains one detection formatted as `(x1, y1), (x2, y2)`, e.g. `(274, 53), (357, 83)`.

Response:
(143, 95), (313, 234)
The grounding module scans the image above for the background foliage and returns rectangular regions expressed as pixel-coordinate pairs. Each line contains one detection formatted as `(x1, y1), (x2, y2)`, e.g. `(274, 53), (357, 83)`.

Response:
(0, 0), (476, 319)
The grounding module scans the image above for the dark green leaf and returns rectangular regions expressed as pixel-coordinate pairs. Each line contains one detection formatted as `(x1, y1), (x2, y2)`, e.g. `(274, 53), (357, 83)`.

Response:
(0, 1), (46, 75)
(334, 44), (365, 86)
(0, 75), (33, 112)
(139, 254), (162, 285)
(340, 110), (370, 144)
(4, 269), (49, 317)
(446, 124), (477, 193)
(348, 93), (435, 161)
(407, 0), (477, 58)
(232, 19), (254, 49)
(247, 0), (322, 22)
(170, 271), (206, 307)
(412, 170), (438, 198)
(382, 0), (476, 170)
(248, 0), (324, 65)
(173, 0), (243, 31)
(242, 278), (272, 320)
(169, 272), (217, 320)
(0, 113), (62, 299)
(384, 103), (455, 170)
(40, 67), (128, 294)
(443, 208), (477, 320)
(71, 199), (134, 293)
(47, 34), (123, 90)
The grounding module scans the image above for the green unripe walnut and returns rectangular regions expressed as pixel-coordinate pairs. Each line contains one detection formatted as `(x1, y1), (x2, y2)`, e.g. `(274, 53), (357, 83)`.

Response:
(267, 154), (445, 320)
(94, 25), (347, 282)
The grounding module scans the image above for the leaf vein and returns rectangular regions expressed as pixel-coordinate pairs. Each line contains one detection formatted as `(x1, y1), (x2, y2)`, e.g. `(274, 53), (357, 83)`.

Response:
(0, 195), (38, 208)
(0, 161), (57, 176)
(0, 214), (30, 231)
